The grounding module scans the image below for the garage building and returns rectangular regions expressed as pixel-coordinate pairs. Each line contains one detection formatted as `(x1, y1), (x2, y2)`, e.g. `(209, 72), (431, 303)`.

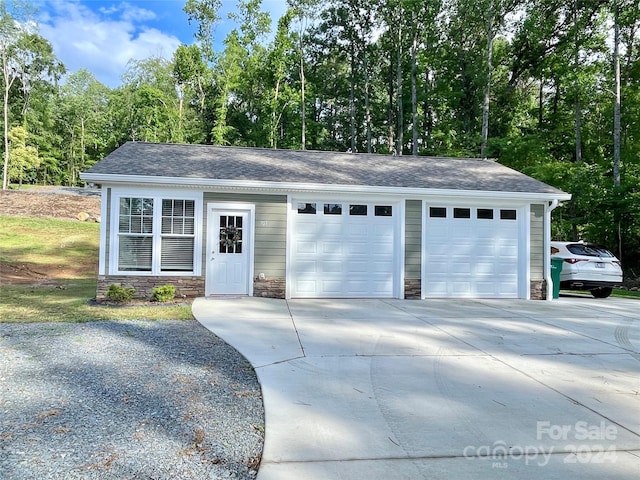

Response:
(81, 142), (571, 301)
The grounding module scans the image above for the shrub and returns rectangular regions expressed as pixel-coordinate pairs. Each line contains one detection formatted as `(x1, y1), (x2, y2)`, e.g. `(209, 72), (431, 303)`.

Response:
(105, 284), (136, 303)
(152, 284), (176, 302)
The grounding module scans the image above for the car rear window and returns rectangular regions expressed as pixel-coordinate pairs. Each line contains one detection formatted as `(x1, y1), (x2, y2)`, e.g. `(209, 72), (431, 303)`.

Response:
(566, 244), (614, 257)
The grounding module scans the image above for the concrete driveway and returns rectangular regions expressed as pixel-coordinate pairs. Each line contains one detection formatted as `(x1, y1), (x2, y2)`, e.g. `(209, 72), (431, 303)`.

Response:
(192, 297), (640, 479)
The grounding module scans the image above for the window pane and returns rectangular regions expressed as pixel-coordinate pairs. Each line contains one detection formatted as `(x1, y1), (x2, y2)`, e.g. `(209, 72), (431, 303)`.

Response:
(477, 208), (494, 219)
(120, 198), (131, 215)
(173, 200), (184, 216)
(119, 197), (153, 234)
(184, 218), (194, 235)
(298, 203), (316, 214)
(162, 199), (194, 235)
(324, 203), (342, 214)
(454, 208), (471, 219)
(118, 236), (152, 271)
(374, 205), (392, 216)
(161, 237), (194, 271)
(142, 216), (153, 233)
(567, 244), (614, 257)
(500, 209), (517, 220)
(429, 207), (446, 218)
(162, 199), (172, 216)
(119, 215), (131, 232)
(349, 204), (367, 215)
(162, 217), (172, 234)
(219, 219), (242, 254)
(130, 216), (142, 233)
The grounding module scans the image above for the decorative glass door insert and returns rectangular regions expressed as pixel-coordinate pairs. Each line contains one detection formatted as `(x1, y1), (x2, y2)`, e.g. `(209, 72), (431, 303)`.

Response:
(219, 215), (243, 254)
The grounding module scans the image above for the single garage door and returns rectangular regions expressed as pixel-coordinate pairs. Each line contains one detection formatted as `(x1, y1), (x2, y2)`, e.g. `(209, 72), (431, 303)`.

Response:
(291, 201), (397, 297)
(424, 206), (520, 298)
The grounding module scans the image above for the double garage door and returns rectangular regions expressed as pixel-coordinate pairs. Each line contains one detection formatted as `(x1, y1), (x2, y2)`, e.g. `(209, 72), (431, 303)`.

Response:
(424, 206), (520, 298)
(290, 200), (398, 298)
(289, 201), (522, 299)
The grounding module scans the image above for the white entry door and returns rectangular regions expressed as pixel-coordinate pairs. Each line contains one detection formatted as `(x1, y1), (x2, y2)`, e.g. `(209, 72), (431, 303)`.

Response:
(206, 205), (253, 295)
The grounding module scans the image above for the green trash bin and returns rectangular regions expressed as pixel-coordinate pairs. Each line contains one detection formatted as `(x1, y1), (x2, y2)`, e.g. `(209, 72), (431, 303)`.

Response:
(550, 257), (564, 299)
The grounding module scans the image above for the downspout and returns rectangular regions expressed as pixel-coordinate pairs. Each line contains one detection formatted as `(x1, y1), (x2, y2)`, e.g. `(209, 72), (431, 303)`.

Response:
(544, 199), (559, 300)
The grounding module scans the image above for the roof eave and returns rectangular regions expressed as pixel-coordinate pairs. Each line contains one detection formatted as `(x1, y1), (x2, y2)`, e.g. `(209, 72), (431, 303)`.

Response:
(79, 172), (572, 202)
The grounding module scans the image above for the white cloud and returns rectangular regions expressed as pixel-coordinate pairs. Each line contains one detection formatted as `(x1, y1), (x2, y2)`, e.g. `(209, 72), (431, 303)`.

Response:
(38, 1), (181, 88)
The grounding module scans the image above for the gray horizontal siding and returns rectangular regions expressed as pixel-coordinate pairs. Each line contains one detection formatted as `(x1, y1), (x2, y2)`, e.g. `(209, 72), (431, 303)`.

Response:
(204, 193), (287, 278)
(530, 204), (544, 281)
(405, 200), (422, 279)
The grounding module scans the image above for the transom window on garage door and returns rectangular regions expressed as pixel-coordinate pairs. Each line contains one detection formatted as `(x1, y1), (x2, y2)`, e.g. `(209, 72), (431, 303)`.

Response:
(429, 207), (517, 220)
(297, 202), (392, 216)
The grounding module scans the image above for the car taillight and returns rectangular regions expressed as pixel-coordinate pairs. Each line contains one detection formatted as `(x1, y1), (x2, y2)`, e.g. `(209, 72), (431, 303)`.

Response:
(613, 260), (622, 267)
(564, 258), (588, 264)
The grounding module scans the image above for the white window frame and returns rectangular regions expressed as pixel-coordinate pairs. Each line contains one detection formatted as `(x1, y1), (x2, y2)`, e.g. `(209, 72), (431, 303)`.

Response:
(109, 188), (203, 276)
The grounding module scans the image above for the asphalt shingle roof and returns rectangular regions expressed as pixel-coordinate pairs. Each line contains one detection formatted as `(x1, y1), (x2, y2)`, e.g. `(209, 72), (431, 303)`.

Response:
(84, 142), (566, 195)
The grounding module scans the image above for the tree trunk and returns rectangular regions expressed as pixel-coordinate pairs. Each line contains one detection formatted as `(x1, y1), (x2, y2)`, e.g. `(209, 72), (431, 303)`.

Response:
(538, 78), (544, 128)
(349, 43), (356, 152)
(3, 82), (9, 190)
(387, 56), (394, 153)
(573, 3), (582, 163)
(364, 41), (371, 153)
(80, 117), (86, 179)
(396, 14), (403, 156)
(411, 27), (418, 156)
(481, 8), (494, 160)
(423, 69), (433, 150)
(300, 35), (306, 150)
(613, 0), (622, 262)
(613, 1), (621, 187)
(177, 84), (184, 142)
(574, 101), (582, 163)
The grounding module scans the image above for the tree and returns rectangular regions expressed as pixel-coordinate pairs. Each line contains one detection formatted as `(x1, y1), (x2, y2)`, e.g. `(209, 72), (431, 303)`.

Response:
(288, 0), (320, 150)
(1, 3), (63, 189)
(7, 125), (39, 185)
(184, 0), (222, 63)
(57, 69), (109, 184)
(113, 56), (181, 144)
(265, 10), (296, 148)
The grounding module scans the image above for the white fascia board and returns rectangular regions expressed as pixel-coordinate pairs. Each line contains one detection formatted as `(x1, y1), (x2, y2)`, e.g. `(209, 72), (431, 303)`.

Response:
(80, 173), (572, 202)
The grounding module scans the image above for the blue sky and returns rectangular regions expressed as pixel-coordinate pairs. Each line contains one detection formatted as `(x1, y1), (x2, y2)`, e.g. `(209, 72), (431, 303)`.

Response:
(34, 1), (288, 88)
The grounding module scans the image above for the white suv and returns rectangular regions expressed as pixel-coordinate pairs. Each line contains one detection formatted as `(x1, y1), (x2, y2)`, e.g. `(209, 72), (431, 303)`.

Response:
(550, 241), (623, 298)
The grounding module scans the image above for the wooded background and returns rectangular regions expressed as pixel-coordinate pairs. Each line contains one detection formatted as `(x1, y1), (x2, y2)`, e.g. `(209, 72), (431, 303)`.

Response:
(2, 0), (639, 275)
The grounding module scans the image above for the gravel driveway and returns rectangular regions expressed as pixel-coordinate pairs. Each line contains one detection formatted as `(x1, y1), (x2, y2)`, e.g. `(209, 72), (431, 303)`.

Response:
(0, 320), (264, 479)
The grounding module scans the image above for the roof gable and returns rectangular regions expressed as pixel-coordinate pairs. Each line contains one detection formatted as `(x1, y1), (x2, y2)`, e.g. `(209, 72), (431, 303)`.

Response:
(83, 142), (567, 196)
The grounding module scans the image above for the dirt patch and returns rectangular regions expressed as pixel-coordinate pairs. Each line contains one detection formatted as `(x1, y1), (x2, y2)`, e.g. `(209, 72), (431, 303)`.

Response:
(0, 188), (101, 285)
(0, 261), (49, 284)
(0, 188), (101, 221)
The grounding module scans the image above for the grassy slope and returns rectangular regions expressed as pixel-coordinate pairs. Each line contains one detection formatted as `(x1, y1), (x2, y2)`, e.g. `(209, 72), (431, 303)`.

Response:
(0, 216), (193, 323)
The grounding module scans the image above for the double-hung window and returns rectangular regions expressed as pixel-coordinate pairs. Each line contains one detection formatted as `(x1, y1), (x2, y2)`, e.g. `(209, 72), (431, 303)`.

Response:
(118, 197), (154, 271)
(115, 194), (199, 275)
(160, 199), (195, 271)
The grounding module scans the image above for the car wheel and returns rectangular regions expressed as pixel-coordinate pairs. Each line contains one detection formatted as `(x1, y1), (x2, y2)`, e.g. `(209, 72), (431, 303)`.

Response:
(590, 287), (613, 298)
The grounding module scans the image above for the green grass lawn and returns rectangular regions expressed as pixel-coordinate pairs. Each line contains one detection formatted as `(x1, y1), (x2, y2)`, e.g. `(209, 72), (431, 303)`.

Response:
(564, 288), (640, 299)
(0, 216), (193, 323)
(611, 289), (640, 299)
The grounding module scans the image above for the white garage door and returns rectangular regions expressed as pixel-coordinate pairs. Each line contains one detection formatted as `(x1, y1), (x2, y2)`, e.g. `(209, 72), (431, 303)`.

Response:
(424, 206), (520, 298)
(291, 201), (397, 298)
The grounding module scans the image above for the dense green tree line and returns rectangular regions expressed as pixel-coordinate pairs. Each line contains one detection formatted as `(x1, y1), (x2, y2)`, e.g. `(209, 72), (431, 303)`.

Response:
(1, 0), (639, 274)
